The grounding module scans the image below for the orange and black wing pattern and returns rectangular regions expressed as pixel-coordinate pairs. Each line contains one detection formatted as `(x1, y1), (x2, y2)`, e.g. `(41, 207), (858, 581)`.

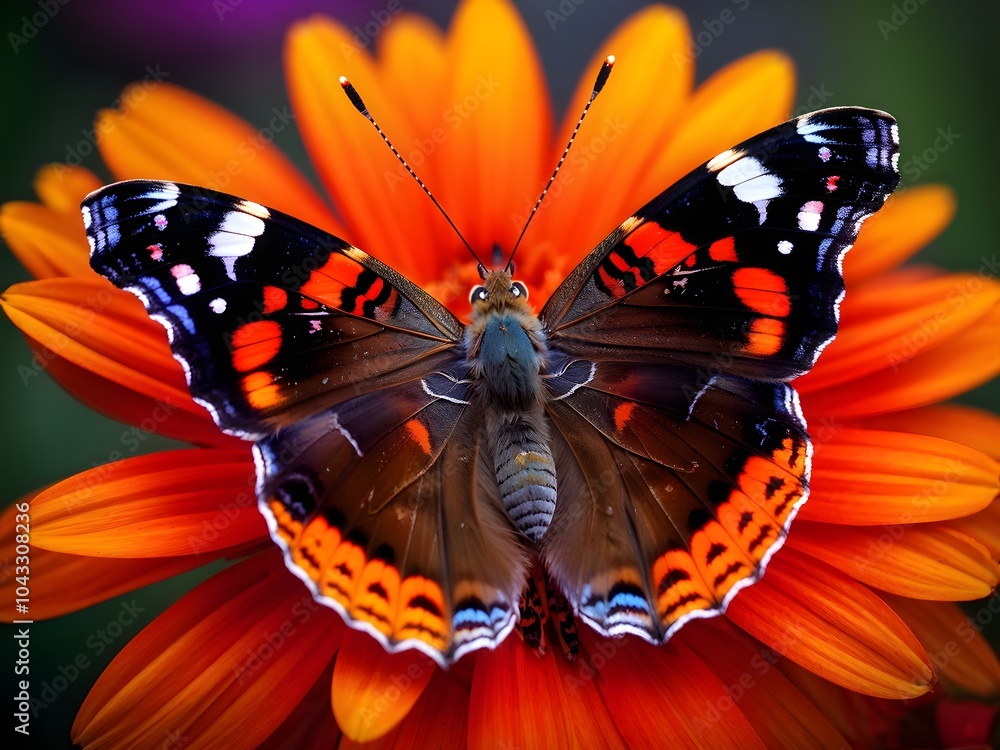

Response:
(86, 181), (526, 665)
(540, 108), (899, 641)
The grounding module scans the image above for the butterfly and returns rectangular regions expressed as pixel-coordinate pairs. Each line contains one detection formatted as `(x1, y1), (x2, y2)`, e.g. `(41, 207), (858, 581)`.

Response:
(84, 103), (900, 667)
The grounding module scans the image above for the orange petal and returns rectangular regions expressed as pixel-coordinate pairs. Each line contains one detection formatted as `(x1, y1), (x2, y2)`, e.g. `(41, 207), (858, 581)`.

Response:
(579, 630), (766, 749)
(468, 638), (625, 749)
(331, 629), (435, 742)
(726, 547), (933, 699)
(681, 620), (850, 748)
(845, 186), (956, 285)
(0, 502), (243, 621)
(97, 82), (340, 234)
(853, 404), (1000, 461)
(33, 163), (104, 217)
(260, 659), (340, 750)
(0, 201), (92, 279)
(29, 449), (264, 557)
(800, 427), (998, 525)
(788, 521), (1000, 600)
(636, 50), (795, 202)
(529, 6), (692, 279)
(942, 501), (1000, 559)
(799, 272), (1000, 418)
(377, 14), (447, 139)
(434, 0), (552, 261)
(1, 278), (235, 446)
(73, 550), (345, 749)
(285, 16), (440, 280)
(882, 594), (1000, 699)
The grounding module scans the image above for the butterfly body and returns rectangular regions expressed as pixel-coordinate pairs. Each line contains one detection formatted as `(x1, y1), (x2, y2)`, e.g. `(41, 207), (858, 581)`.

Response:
(466, 270), (557, 541)
(85, 107), (901, 667)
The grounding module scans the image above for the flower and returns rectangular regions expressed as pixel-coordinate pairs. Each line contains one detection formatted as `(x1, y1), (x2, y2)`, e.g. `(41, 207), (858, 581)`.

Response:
(2, 0), (998, 747)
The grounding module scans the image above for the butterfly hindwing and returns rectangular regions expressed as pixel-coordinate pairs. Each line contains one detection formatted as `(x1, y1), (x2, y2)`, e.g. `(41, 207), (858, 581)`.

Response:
(540, 107), (899, 641)
(542, 107), (900, 380)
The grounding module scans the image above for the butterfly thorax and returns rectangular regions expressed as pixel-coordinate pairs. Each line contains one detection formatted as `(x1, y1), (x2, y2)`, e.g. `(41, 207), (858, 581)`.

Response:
(465, 271), (556, 542)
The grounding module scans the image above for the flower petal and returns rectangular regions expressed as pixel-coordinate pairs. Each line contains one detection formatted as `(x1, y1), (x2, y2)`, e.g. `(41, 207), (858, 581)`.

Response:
(844, 186), (956, 285)
(435, 0), (552, 260)
(331, 629), (435, 742)
(468, 638), (625, 749)
(681, 620), (850, 748)
(636, 50), (795, 202)
(882, 594), (1000, 699)
(259, 660), (340, 750)
(73, 550), (345, 749)
(29, 449), (263, 557)
(0, 201), (92, 279)
(529, 6), (692, 278)
(0, 501), (240, 621)
(853, 404), (1000, 461)
(285, 16), (440, 279)
(726, 547), (933, 698)
(799, 427), (998, 525)
(942, 502), (1000, 559)
(788, 521), (1000, 600)
(34, 163), (105, 217)
(798, 272), (1000, 418)
(2, 278), (236, 447)
(580, 630), (766, 749)
(384, 672), (469, 750)
(377, 14), (447, 139)
(97, 82), (340, 234)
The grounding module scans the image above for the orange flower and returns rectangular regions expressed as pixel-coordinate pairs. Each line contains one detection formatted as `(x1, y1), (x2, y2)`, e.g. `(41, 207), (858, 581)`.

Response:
(2, 1), (998, 747)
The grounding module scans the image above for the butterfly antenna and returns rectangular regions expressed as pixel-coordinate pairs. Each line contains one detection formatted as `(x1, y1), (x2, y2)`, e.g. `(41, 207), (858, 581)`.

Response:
(505, 55), (615, 272)
(340, 76), (484, 268)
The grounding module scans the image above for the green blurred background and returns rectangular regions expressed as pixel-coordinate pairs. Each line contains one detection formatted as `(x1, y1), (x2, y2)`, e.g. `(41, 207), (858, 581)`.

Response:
(1, 0), (998, 746)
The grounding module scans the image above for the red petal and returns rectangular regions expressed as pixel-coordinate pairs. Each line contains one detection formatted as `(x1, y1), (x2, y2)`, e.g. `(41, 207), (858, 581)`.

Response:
(581, 630), (766, 749)
(468, 638), (626, 749)
(726, 548), (934, 698)
(681, 620), (850, 748)
(259, 659), (340, 750)
(73, 550), (345, 748)
(331, 629), (435, 742)
(29, 449), (264, 557)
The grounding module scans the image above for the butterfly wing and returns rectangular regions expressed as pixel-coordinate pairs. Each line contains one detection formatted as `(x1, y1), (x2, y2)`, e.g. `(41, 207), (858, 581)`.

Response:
(85, 181), (527, 665)
(540, 108), (900, 641)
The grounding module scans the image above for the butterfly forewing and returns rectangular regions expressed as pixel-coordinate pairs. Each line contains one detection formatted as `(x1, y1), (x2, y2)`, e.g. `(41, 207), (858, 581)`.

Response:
(542, 107), (900, 380)
(540, 107), (899, 643)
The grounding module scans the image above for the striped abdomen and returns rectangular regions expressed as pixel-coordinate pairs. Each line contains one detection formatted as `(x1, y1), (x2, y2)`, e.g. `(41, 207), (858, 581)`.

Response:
(487, 411), (557, 542)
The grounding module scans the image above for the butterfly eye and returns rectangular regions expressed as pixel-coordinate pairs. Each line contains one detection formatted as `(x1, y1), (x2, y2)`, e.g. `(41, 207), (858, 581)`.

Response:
(470, 286), (488, 304)
(511, 281), (528, 300)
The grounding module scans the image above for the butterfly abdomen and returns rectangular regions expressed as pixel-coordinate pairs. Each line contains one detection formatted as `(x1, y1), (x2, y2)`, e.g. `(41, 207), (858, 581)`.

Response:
(467, 271), (557, 541)
(486, 411), (557, 541)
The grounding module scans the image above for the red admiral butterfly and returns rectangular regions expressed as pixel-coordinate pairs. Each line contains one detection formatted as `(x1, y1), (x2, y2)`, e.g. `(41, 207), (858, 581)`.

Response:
(84, 74), (899, 666)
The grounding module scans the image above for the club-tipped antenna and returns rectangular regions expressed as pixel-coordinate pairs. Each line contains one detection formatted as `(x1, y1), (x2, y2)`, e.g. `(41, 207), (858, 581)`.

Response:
(505, 55), (615, 272)
(339, 76), (484, 268)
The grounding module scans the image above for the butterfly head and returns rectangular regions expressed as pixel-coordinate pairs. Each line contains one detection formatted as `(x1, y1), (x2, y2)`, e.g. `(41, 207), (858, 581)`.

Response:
(469, 269), (530, 317)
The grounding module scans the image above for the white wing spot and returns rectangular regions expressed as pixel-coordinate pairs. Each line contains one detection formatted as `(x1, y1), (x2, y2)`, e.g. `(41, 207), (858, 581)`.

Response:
(171, 264), (201, 295)
(777, 240), (794, 255)
(797, 201), (824, 232)
(209, 297), (227, 314)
